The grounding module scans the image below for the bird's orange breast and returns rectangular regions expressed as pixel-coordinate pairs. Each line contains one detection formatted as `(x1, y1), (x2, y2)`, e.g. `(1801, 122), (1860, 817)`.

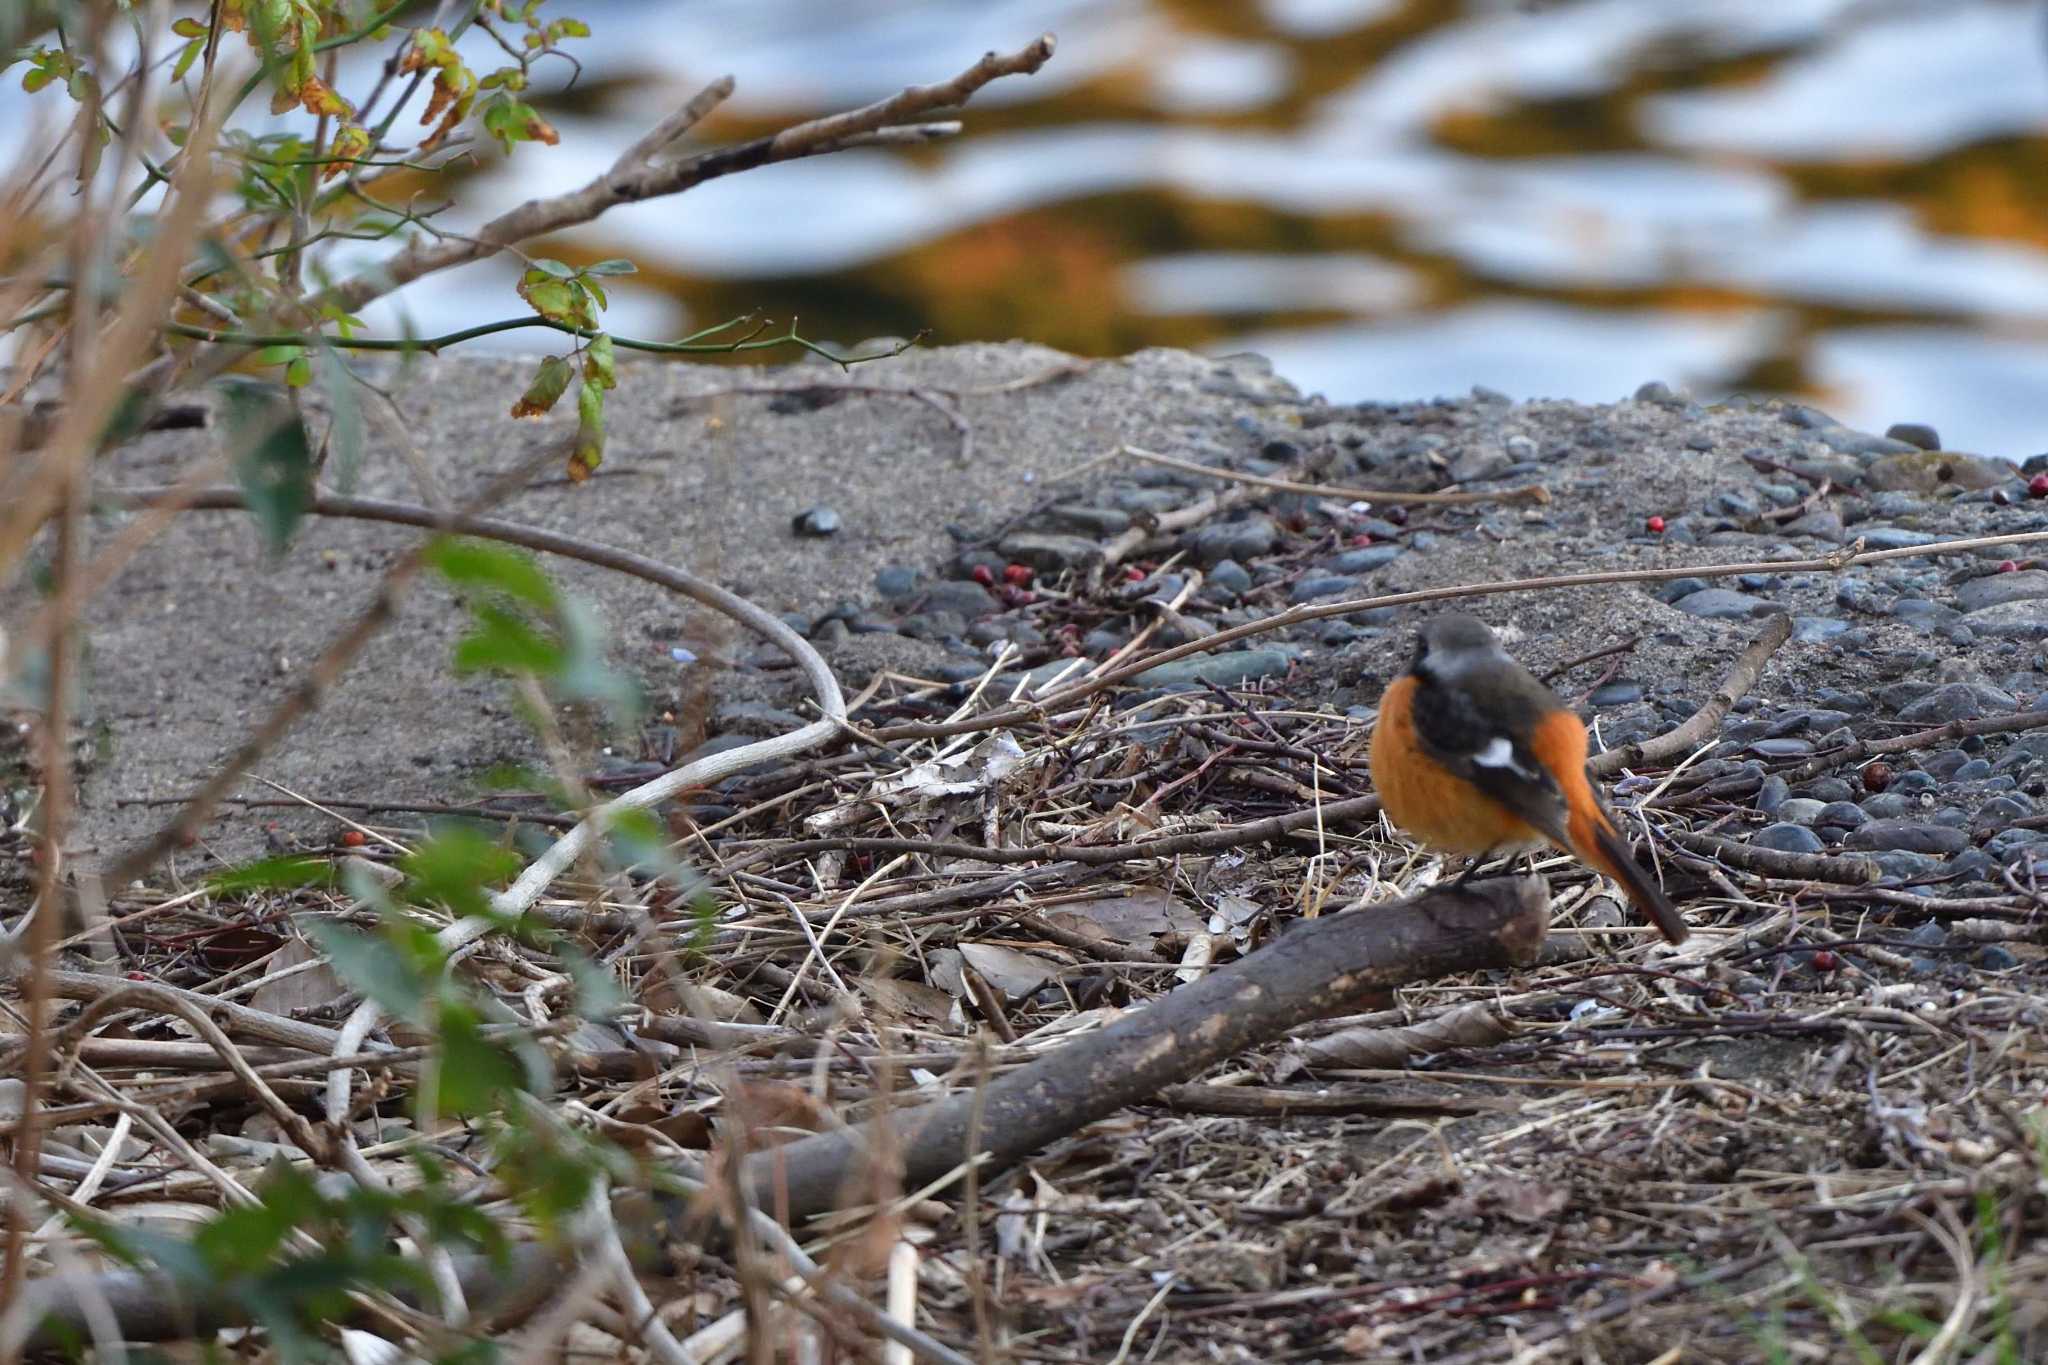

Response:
(1369, 674), (1546, 854)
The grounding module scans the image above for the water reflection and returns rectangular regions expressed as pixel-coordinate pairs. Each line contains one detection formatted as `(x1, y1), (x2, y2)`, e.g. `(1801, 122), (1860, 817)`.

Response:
(10, 0), (2045, 454)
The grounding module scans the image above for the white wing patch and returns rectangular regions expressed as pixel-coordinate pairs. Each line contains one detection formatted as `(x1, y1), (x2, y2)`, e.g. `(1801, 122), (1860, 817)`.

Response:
(1472, 736), (1541, 782)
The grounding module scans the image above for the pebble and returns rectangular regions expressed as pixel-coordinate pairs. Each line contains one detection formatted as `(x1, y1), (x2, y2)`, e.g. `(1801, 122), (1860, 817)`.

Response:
(1885, 422), (1941, 451)
(1756, 774), (1790, 814)
(1858, 527), (1942, 551)
(999, 532), (1103, 573)
(1958, 569), (2048, 613)
(1655, 577), (1712, 603)
(1800, 777), (1857, 803)
(1843, 820), (1969, 855)
(1634, 380), (1682, 405)
(1776, 797), (1827, 824)
(1896, 682), (2016, 724)
(1975, 945), (2021, 971)
(1191, 514), (1279, 565)
(1289, 575), (1357, 604)
(923, 581), (997, 618)
(1864, 452), (2010, 494)
(1326, 544), (1404, 573)
(1136, 649), (1294, 689)
(874, 565), (919, 600)
(1783, 510), (1846, 541)
(1753, 822), (1824, 854)
(1870, 850), (1950, 883)
(1964, 601), (2048, 639)
(1588, 681), (1644, 706)
(1792, 616), (1852, 643)
(1749, 738), (1813, 759)
(791, 505), (842, 537)
(1208, 559), (1252, 598)
(1670, 588), (1785, 620)
(1049, 504), (1132, 534)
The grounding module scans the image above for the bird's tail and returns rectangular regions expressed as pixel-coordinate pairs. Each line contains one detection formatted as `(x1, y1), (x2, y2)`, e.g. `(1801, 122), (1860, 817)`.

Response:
(1568, 801), (1689, 945)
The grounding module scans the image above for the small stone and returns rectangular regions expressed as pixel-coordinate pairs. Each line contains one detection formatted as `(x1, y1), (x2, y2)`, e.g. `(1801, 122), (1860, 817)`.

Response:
(1859, 527), (1942, 550)
(1209, 559), (1252, 597)
(1191, 514), (1279, 565)
(1589, 681), (1644, 707)
(1753, 823), (1824, 854)
(874, 565), (919, 600)
(1896, 682), (2017, 724)
(1815, 801), (1870, 828)
(1959, 569), (2048, 614)
(1634, 380), (1681, 405)
(1709, 489), (1760, 518)
(1864, 450), (2011, 494)
(1049, 504), (1132, 534)
(1792, 616), (1852, 644)
(1904, 921), (1948, 949)
(1756, 775), (1790, 814)
(791, 505), (842, 537)
(1326, 544), (1404, 573)
(1749, 738), (1813, 759)
(1670, 588), (1786, 621)
(1844, 821), (1969, 855)
(1656, 577), (1712, 604)
(998, 532), (1102, 573)
(1289, 575), (1357, 604)
(1777, 798), (1827, 824)
(922, 581), (997, 618)
(1885, 422), (1941, 451)
(1975, 945), (2020, 970)
(1136, 648), (1294, 689)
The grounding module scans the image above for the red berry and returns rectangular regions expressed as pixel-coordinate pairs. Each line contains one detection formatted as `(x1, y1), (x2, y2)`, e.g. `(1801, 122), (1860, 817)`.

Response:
(2030, 473), (2048, 499)
(341, 829), (366, 848)
(1811, 950), (1840, 972)
(1646, 515), (1666, 534)
(1125, 565), (1144, 581)
(1861, 761), (1893, 793)
(1003, 563), (1034, 586)
(970, 564), (995, 586)
(1352, 532), (1374, 546)
(1999, 560), (2020, 573)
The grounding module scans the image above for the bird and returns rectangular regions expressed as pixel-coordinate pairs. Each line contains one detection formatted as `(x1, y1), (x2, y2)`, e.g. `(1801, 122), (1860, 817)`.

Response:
(1368, 612), (1688, 944)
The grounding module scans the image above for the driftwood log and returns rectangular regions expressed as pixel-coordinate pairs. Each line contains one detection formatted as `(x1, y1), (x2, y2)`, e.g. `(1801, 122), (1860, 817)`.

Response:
(15, 877), (1547, 1350)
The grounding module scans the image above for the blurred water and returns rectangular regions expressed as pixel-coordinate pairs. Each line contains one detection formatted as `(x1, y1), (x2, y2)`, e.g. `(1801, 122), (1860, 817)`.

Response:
(8, 0), (2048, 455)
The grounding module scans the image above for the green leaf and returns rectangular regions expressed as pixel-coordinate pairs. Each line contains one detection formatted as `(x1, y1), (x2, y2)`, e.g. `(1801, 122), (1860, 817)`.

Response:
(219, 379), (314, 558)
(284, 354), (312, 387)
(397, 826), (522, 921)
(581, 333), (614, 391)
(435, 1004), (534, 1114)
(207, 856), (336, 896)
(315, 346), (364, 492)
(528, 257), (575, 279)
(565, 948), (626, 1020)
(515, 271), (593, 329)
(306, 920), (434, 1025)
(252, 344), (303, 366)
(172, 37), (203, 82)
(426, 538), (557, 608)
(509, 353), (572, 418)
(582, 258), (635, 276)
(570, 380), (603, 481)
(452, 601), (564, 678)
(171, 16), (208, 38)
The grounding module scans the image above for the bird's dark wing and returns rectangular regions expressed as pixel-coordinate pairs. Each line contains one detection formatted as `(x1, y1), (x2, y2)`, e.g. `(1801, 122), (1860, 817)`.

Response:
(1408, 670), (1571, 844)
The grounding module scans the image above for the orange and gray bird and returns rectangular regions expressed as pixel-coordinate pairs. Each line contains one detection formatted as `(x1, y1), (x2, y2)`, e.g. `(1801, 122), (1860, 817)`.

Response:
(1368, 612), (1688, 944)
